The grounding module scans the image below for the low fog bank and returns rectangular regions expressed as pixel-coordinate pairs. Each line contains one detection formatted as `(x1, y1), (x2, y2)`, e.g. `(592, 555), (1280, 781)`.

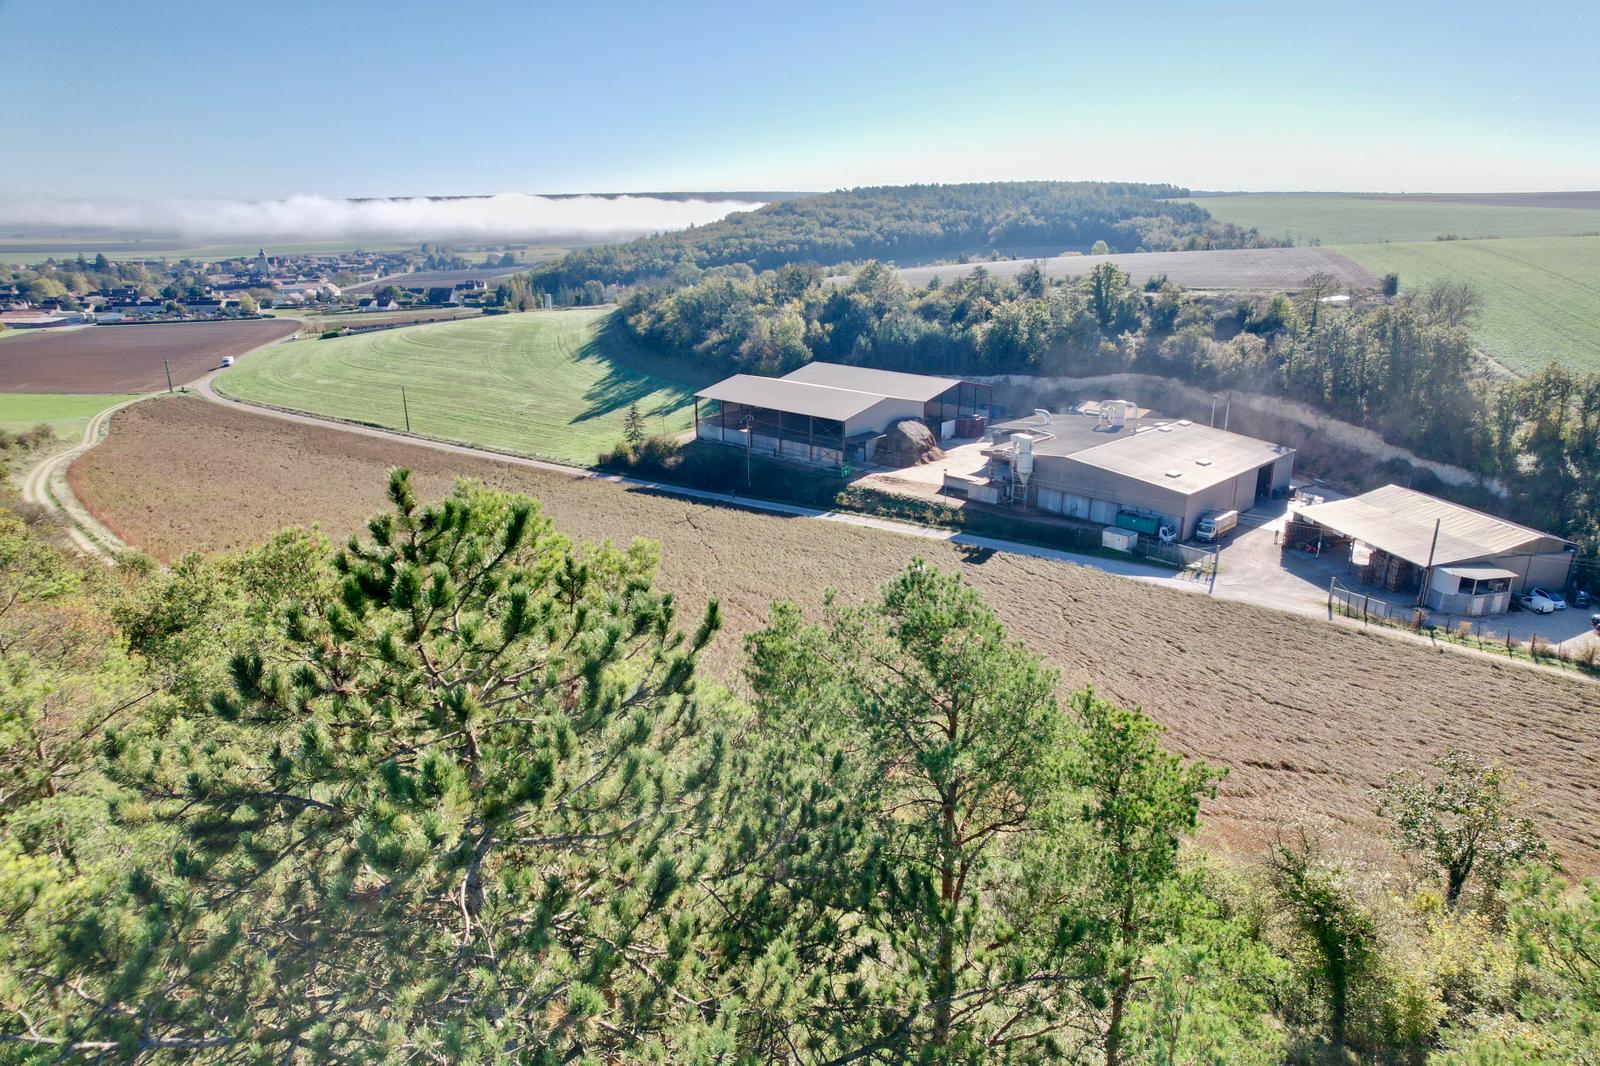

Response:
(0, 192), (763, 243)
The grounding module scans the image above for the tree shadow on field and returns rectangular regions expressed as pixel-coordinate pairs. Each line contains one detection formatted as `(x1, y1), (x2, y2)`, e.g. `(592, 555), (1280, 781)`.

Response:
(955, 543), (997, 565)
(572, 313), (714, 424)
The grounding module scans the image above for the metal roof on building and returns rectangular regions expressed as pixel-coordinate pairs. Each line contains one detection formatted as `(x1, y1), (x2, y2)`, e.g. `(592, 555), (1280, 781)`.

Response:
(781, 362), (962, 402)
(1296, 484), (1572, 568)
(1063, 421), (1292, 495)
(1438, 563), (1519, 581)
(694, 375), (886, 422)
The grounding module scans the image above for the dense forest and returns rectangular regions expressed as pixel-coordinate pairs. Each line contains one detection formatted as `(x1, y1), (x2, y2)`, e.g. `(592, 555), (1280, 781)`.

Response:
(1, 472), (1596, 1063)
(622, 261), (1600, 562)
(527, 182), (1285, 293)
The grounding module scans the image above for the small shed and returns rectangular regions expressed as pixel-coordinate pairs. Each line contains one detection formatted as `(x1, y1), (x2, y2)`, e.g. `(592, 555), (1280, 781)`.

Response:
(1102, 527), (1139, 553)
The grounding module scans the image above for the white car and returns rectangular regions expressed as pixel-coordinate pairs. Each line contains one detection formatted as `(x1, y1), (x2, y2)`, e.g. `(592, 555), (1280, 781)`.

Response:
(1529, 586), (1567, 609)
(1519, 592), (1558, 614)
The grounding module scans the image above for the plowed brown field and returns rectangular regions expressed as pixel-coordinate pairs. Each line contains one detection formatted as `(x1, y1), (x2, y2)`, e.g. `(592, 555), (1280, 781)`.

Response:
(0, 320), (298, 392)
(71, 397), (1600, 871)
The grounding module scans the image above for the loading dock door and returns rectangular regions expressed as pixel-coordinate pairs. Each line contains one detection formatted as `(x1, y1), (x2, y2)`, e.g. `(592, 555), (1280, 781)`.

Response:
(1064, 493), (1090, 519)
(1256, 464), (1272, 499)
(1089, 499), (1118, 524)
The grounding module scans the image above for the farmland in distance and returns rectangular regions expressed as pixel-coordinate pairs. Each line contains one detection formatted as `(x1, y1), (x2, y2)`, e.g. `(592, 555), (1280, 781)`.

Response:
(69, 395), (1600, 873)
(0, 392), (139, 436)
(0, 319), (299, 393)
(1337, 235), (1600, 374)
(1178, 193), (1600, 245)
(216, 308), (715, 465)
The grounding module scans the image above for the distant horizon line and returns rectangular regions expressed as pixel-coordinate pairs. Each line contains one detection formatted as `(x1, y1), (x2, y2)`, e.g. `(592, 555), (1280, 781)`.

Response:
(5, 186), (1600, 208)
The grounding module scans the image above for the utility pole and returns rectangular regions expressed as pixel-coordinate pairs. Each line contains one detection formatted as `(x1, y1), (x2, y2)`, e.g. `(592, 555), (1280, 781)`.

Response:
(1222, 394), (1231, 432)
(401, 386), (411, 433)
(162, 359), (173, 393)
(1210, 394), (1218, 427)
(740, 413), (755, 488)
(1416, 517), (1441, 608)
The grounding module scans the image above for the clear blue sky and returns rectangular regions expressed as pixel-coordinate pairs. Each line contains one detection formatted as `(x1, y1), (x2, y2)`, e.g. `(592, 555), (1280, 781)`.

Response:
(2, 0), (1596, 199)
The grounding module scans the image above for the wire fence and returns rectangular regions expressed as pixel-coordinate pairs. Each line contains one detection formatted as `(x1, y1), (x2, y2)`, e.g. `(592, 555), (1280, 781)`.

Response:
(1142, 539), (1218, 576)
(1329, 579), (1599, 673)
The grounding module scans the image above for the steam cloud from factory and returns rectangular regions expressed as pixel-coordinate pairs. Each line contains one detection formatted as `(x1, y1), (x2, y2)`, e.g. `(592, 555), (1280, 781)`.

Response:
(0, 192), (762, 242)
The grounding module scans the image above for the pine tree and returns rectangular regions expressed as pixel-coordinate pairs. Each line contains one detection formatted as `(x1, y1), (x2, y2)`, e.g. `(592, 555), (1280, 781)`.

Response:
(623, 401), (647, 446)
(81, 472), (724, 1060)
(739, 561), (1074, 1059)
(1057, 689), (1223, 1066)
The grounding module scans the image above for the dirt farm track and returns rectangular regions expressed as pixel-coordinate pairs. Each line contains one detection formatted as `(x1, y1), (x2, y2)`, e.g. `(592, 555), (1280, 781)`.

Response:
(0, 319), (299, 393)
(69, 396), (1600, 873)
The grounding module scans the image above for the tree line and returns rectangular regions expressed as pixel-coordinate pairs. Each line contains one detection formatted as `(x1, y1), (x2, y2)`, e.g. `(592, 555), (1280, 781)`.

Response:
(621, 261), (1600, 562)
(1, 473), (1595, 1063)
(526, 182), (1287, 294)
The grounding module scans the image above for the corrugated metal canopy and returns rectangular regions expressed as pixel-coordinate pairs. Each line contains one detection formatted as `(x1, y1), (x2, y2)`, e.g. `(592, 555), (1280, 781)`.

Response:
(695, 375), (875, 422)
(782, 362), (962, 402)
(1438, 564), (1518, 580)
(1066, 422), (1291, 495)
(1297, 485), (1571, 567)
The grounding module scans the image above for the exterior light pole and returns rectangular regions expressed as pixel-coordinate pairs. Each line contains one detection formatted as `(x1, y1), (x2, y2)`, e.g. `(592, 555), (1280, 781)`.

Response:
(740, 412), (754, 488)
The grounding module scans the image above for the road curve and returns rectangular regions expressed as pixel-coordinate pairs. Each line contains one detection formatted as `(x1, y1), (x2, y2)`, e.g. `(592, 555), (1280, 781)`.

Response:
(19, 396), (146, 558)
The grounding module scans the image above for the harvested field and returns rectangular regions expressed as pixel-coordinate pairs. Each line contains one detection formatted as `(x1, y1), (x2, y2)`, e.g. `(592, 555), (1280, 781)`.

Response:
(0, 320), (299, 393)
(883, 247), (1374, 292)
(72, 396), (1600, 872)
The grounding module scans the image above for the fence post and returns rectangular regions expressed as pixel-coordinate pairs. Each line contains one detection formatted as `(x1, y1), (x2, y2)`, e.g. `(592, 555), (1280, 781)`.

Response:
(1362, 594), (1369, 625)
(1328, 576), (1336, 617)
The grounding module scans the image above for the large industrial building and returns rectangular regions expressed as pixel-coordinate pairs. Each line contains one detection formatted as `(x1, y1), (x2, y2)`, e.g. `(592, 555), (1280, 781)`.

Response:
(693, 363), (991, 467)
(1291, 484), (1576, 614)
(952, 406), (1295, 541)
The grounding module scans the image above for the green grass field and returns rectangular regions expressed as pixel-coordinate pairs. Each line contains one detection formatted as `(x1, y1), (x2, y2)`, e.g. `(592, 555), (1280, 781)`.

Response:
(0, 392), (142, 437)
(215, 309), (715, 464)
(1337, 236), (1600, 374)
(1178, 194), (1600, 245)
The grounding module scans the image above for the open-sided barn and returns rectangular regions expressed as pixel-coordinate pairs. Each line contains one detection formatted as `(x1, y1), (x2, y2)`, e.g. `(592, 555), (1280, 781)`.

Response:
(693, 363), (990, 468)
(1292, 484), (1576, 614)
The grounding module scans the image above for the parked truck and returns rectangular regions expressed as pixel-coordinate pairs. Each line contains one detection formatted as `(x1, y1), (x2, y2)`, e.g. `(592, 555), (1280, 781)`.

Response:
(1195, 509), (1239, 542)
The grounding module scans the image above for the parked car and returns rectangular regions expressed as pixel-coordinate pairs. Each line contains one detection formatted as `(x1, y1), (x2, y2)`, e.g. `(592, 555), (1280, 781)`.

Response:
(1591, 613), (1600, 635)
(1529, 586), (1567, 609)
(220, 355), (235, 368)
(1519, 591), (1558, 614)
(1575, 588), (1592, 608)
